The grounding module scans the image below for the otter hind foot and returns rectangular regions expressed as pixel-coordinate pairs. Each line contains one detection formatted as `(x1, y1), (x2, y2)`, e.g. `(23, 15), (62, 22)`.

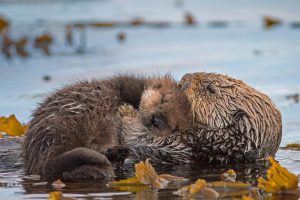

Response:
(43, 147), (114, 181)
(62, 164), (114, 180)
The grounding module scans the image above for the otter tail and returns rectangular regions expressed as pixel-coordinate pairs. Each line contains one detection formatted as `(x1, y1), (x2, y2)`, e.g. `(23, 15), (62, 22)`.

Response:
(43, 147), (114, 180)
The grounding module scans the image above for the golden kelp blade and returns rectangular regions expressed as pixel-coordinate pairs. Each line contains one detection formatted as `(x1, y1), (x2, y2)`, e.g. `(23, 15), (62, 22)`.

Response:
(108, 159), (185, 191)
(48, 191), (63, 200)
(107, 185), (149, 192)
(258, 156), (298, 193)
(0, 16), (9, 32)
(107, 177), (142, 187)
(135, 159), (159, 185)
(107, 176), (149, 192)
(135, 159), (168, 189)
(189, 179), (207, 196)
(281, 143), (300, 151)
(173, 179), (219, 199)
(241, 196), (255, 200)
(0, 115), (28, 136)
(209, 181), (250, 188)
(48, 191), (77, 200)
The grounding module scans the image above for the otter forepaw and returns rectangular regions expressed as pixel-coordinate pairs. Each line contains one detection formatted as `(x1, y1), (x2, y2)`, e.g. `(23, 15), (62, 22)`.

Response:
(106, 146), (130, 166)
(117, 104), (138, 118)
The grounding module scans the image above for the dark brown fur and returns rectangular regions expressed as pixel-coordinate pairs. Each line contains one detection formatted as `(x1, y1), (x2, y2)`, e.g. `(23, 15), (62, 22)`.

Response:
(22, 75), (177, 180)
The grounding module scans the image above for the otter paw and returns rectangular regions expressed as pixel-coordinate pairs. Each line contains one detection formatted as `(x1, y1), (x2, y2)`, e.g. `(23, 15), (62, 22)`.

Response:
(117, 104), (138, 118)
(106, 146), (130, 165)
(63, 164), (114, 180)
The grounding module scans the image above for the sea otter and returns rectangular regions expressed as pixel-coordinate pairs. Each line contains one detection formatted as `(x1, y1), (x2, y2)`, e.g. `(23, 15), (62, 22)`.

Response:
(179, 72), (282, 161)
(107, 77), (193, 164)
(110, 72), (282, 164)
(22, 74), (190, 180)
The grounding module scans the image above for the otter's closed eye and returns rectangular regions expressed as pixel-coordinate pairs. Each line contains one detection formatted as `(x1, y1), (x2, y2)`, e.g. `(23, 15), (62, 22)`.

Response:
(152, 115), (165, 129)
(206, 84), (216, 94)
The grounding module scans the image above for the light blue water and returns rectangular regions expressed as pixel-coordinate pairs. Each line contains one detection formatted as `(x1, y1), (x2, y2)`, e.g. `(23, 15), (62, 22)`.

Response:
(0, 0), (300, 199)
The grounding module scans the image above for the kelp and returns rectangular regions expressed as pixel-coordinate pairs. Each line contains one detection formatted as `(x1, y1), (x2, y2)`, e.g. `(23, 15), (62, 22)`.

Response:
(48, 191), (76, 200)
(0, 115), (28, 137)
(173, 179), (219, 198)
(258, 157), (298, 193)
(108, 159), (186, 191)
(280, 143), (300, 151)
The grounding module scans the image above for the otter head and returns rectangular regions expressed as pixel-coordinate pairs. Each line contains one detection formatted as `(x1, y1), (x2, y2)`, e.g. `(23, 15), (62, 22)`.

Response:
(179, 72), (282, 134)
(139, 76), (192, 136)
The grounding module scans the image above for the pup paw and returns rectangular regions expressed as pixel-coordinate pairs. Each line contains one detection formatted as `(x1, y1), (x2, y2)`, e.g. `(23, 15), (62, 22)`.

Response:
(117, 104), (138, 118)
(105, 146), (130, 165)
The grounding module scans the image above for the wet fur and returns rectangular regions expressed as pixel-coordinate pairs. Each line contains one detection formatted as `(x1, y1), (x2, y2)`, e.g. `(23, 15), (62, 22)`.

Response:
(180, 72), (282, 161)
(111, 72), (282, 164)
(22, 75), (174, 180)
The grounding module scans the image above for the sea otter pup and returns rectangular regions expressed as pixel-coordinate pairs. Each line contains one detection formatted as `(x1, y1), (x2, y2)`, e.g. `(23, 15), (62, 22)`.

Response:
(106, 77), (193, 164)
(112, 72), (282, 164)
(22, 74), (191, 180)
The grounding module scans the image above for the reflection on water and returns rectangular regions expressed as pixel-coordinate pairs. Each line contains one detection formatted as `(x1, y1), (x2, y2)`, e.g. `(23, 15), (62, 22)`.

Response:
(0, 158), (298, 199)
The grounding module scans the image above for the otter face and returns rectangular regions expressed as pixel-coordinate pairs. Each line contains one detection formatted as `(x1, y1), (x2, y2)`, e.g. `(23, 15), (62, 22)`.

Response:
(139, 77), (192, 136)
(179, 72), (259, 129)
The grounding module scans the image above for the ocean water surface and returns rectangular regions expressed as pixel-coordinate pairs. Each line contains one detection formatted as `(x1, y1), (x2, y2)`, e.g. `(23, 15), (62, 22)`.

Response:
(0, 0), (300, 199)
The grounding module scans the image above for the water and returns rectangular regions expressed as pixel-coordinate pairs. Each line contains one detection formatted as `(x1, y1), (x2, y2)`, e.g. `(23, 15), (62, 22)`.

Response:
(0, 0), (300, 199)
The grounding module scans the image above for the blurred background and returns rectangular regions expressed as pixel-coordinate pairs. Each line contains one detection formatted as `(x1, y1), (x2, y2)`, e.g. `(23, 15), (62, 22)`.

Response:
(0, 0), (300, 158)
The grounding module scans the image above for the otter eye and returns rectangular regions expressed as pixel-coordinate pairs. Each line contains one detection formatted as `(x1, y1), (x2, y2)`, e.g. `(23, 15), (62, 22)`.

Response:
(152, 115), (165, 129)
(206, 84), (216, 94)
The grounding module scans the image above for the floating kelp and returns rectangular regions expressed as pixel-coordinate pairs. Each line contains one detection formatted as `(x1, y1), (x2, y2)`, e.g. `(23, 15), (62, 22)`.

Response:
(240, 196), (255, 200)
(107, 159), (187, 191)
(184, 12), (197, 25)
(280, 143), (300, 151)
(15, 36), (29, 58)
(34, 33), (54, 55)
(0, 16), (9, 32)
(258, 156), (298, 193)
(263, 16), (282, 29)
(173, 179), (219, 198)
(1, 28), (14, 59)
(130, 18), (144, 26)
(0, 115), (28, 137)
(48, 191), (76, 200)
